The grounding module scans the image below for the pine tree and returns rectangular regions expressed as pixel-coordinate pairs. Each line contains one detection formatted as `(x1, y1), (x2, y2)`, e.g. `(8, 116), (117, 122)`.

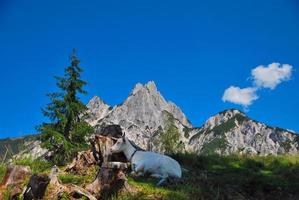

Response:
(39, 49), (93, 165)
(42, 50), (87, 138)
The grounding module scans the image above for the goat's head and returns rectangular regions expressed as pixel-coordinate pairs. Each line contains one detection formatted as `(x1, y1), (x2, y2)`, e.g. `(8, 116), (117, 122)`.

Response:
(110, 132), (127, 153)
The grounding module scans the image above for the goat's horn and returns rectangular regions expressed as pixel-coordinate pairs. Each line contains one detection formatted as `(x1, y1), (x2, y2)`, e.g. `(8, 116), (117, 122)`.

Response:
(110, 136), (118, 141)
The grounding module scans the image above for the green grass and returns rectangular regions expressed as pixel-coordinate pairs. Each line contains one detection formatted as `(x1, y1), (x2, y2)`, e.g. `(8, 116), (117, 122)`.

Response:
(13, 158), (52, 173)
(58, 165), (98, 186)
(171, 153), (299, 199)
(2, 186), (12, 200)
(2, 152), (299, 199)
(110, 154), (299, 199)
(0, 164), (7, 183)
(59, 173), (89, 185)
(112, 176), (201, 200)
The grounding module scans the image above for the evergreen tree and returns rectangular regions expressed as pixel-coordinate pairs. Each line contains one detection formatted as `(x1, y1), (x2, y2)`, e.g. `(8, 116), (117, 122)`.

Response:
(39, 49), (93, 165)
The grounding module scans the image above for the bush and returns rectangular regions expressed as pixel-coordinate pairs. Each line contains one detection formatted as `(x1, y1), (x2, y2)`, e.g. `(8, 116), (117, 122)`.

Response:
(40, 122), (93, 166)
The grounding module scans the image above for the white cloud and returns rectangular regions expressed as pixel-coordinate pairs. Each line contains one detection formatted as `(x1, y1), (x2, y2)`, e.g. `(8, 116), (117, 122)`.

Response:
(222, 86), (258, 107)
(251, 63), (293, 89)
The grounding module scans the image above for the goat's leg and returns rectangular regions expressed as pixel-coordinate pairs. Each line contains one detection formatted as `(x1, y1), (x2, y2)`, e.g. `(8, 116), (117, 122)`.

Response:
(131, 163), (145, 176)
(156, 175), (168, 186)
(134, 163), (145, 176)
(150, 173), (163, 179)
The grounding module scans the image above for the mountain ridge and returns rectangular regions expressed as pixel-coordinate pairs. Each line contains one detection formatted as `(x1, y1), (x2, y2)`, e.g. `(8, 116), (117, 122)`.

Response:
(86, 81), (298, 155)
(0, 81), (298, 160)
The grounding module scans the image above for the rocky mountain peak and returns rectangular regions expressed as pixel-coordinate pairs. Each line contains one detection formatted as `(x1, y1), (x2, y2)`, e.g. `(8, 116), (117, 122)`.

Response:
(204, 109), (245, 130)
(102, 81), (192, 128)
(85, 81), (193, 150)
(131, 81), (158, 96)
(87, 96), (105, 106)
(144, 81), (157, 92)
(131, 83), (144, 95)
(86, 96), (111, 126)
(82, 83), (297, 156)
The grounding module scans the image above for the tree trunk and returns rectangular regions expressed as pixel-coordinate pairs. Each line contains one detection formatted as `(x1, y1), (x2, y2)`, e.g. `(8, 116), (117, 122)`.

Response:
(86, 135), (129, 199)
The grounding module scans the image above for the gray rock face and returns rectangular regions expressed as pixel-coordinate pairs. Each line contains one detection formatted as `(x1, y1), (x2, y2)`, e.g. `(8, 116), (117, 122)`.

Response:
(85, 82), (298, 155)
(86, 96), (112, 126)
(189, 109), (299, 155)
(87, 81), (192, 151)
(12, 140), (48, 161)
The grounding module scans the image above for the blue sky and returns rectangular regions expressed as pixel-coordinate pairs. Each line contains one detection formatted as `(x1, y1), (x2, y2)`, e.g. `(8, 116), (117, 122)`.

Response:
(0, 0), (298, 138)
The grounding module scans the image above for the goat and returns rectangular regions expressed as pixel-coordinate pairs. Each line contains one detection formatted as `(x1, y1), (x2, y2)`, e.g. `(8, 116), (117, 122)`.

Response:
(110, 133), (182, 186)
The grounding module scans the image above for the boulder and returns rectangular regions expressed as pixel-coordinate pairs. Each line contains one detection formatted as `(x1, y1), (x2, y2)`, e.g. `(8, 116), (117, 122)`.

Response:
(0, 165), (31, 199)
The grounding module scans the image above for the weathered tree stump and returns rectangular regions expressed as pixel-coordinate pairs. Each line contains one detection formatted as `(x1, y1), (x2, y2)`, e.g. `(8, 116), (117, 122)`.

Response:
(23, 174), (50, 200)
(66, 150), (97, 175)
(86, 134), (130, 199)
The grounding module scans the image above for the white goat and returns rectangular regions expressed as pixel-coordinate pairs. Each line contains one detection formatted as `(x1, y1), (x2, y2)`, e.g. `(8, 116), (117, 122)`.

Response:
(110, 134), (182, 186)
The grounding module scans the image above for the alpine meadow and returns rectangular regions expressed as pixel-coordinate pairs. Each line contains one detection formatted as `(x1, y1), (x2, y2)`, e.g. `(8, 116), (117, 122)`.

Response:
(0, 1), (299, 200)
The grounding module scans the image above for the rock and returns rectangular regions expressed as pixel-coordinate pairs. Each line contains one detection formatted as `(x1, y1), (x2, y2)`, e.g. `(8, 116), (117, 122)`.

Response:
(86, 96), (112, 126)
(13, 140), (48, 161)
(96, 124), (124, 138)
(0, 165), (31, 199)
(84, 82), (298, 156)
(189, 109), (299, 155)
(23, 174), (50, 200)
(87, 81), (192, 152)
(1, 165), (31, 187)
(240, 147), (258, 155)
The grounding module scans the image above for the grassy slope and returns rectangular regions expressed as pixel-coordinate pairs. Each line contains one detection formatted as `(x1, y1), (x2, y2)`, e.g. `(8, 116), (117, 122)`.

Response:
(1, 154), (299, 200)
(114, 154), (299, 200)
